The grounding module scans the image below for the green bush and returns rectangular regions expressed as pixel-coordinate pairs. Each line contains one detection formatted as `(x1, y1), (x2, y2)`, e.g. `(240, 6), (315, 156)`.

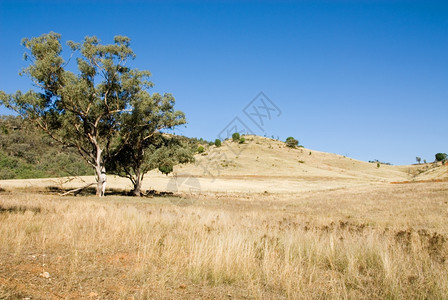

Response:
(197, 145), (205, 153)
(239, 137), (245, 144)
(285, 137), (298, 148)
(215, 139), (222, 147)
(232, 132), (240, 142)
(159, 164), (173, 175)
(435, 153), (447, 162)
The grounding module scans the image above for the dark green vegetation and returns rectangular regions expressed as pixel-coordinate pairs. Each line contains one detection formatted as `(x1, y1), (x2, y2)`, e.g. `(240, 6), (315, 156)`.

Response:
(285, 136), (299, 148)
(214, 139), (221, 147)
(435, 153), (447, 162)
(232, 132), (240, 142)
(0, 115), (91, 179)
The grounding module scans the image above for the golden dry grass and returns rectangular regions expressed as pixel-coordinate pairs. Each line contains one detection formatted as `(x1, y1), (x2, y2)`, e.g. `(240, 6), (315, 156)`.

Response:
(1, 182), (448, 299)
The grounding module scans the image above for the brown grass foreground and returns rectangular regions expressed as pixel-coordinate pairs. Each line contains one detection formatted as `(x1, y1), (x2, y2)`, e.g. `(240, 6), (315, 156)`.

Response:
(1, 183), (448, 299)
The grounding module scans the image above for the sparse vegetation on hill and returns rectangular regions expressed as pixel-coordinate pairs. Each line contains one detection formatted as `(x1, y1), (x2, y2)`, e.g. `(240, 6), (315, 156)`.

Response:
(285, 136), (299, 148)
(368, 159), (392, 165)
(0, 115), (91, 179)
(435, 153), (447, 162)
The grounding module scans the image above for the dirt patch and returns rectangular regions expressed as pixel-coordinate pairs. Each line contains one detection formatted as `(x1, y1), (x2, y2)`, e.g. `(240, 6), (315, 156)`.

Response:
(390, 179), (448, 184)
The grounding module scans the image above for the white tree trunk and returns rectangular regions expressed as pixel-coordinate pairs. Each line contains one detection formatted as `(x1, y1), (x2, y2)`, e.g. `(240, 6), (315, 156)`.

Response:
(94, 147), (106, 197)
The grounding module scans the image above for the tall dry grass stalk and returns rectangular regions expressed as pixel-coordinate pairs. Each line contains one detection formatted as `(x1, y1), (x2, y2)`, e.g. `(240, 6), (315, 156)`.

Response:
(1, 183), (447, 299)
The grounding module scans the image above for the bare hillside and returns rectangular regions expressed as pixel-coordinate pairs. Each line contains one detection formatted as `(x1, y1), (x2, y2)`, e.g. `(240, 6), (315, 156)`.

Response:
(178, 135), (445, 182)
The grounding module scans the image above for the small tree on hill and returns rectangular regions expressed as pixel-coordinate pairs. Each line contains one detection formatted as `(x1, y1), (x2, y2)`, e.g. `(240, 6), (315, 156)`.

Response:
(285, 137), (299, 148)
(215, 139), (221, 147)
(435, 153), (447, 162)
(232, 132), (240, 142)
(416, 157), (421, 164)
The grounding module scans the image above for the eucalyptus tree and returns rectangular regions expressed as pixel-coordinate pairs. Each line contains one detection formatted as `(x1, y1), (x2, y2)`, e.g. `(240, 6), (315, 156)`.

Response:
(107, 92), (193, 196)
(0, 32), (181, 196)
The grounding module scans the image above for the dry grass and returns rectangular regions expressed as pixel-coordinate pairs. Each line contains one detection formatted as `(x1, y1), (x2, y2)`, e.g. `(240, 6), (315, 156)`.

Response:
(1, 183), (448, 299)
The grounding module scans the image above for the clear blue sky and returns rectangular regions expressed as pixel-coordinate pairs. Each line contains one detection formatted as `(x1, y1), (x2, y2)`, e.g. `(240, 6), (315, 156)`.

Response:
(1, 0), (447, 165)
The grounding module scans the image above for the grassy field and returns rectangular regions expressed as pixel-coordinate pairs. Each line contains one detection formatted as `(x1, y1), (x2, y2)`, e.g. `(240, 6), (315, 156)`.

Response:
(1, 182), (447, 299)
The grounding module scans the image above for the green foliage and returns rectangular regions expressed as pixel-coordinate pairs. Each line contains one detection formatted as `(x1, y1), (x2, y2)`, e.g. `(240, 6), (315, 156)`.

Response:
(369, 159), (392, 166)
(107, 133), (194, 195)
(416, 157), (421, 164)
(285, 137), (299, 148)
(158, 164), (173, 175)
(214, 139), (222, 147)
(435, 153), (447, 162)
(197, 145), (205, 153)
(232, 132), (240, 142)
(0, 115), (91, 179)
(239, 137), (245, 144)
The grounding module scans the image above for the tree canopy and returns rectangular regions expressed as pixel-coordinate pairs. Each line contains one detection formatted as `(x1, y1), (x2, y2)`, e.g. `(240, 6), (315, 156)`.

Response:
(285, 137), (299, 148)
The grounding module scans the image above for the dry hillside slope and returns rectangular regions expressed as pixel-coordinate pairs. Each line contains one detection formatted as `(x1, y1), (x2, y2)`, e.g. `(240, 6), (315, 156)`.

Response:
(178, 135), (446, 182)
(0, 135), (446, 194)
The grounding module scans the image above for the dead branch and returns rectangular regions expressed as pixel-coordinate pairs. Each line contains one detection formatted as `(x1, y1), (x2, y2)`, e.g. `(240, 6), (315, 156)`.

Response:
(60, 183), (95, 196)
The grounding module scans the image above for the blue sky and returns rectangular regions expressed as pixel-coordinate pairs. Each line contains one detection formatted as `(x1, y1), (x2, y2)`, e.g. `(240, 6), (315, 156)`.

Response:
(1, 0), (447, 165)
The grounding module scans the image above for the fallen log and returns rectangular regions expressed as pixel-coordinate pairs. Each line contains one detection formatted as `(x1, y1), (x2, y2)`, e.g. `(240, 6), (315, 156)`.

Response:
(59, 183), (95, 196)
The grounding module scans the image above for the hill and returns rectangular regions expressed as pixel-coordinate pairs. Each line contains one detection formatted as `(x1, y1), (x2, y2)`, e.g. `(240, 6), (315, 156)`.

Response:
(2, 134), (446, 194)
(179, 135), (447, 181)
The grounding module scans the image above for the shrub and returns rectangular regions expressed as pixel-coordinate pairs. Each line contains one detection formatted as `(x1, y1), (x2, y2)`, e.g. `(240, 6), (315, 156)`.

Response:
(435, 153), (447, 162)
(197, 146), (205, 153)
(285, 137), (298, 148)
(214, 139), (221, 147)
(158, 164), (173, 175)
(239, 137), (245, 144)
(232, 132), (240, 142)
